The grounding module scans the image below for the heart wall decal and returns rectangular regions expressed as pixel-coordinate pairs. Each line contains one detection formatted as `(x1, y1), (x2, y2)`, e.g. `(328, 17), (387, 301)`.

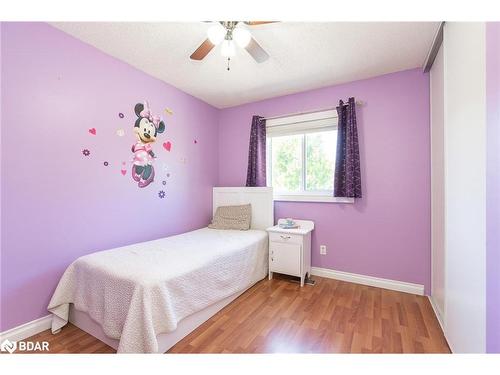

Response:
(163, 141), (172, 152)
(88, 128), (96, 135)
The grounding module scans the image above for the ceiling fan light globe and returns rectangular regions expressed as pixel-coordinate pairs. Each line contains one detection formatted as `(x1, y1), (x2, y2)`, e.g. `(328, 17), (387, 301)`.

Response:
(220, 40), (236, 57)
(233, 27), (251, 48)
(207, 24), (225, 45)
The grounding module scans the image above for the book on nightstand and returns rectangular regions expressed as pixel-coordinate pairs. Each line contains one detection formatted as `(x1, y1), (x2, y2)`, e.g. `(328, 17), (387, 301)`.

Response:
(278, 223), (300, 229)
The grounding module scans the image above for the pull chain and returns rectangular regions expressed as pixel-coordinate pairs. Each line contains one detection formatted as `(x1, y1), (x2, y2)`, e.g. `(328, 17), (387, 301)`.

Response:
(226, 57), (231, 71)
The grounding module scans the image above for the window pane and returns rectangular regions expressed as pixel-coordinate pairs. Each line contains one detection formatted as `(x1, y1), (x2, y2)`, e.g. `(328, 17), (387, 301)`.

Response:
(271, 134), (302, 193)
(305, 130), (336, 191)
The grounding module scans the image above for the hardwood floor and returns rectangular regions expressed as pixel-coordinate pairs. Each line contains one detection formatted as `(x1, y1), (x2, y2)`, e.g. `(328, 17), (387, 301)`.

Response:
(24, 323), (115, 354)
(23, 276), (450, 354)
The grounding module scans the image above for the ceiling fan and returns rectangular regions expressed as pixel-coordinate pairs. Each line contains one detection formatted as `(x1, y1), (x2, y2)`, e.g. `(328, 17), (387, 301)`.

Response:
(190, 21), (276, 69)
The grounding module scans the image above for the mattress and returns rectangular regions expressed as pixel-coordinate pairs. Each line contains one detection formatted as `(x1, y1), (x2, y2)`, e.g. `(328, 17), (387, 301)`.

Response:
(47, 228), (268, 353)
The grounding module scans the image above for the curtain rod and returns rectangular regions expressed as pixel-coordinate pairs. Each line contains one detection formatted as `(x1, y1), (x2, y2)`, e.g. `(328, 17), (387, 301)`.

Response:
(262, 100), (363, 121)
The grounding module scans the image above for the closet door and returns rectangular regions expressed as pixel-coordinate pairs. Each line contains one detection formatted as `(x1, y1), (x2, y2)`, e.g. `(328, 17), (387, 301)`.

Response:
(443, 22), (487, 353)
(430, 42), (445, 327)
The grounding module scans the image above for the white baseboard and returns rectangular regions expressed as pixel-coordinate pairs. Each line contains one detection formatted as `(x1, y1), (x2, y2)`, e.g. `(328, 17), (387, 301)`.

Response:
(0, 315), (52, 342)
(428, 296), (446, 332)
(427, 296), (453, 353)
(311, 267), (425, 295)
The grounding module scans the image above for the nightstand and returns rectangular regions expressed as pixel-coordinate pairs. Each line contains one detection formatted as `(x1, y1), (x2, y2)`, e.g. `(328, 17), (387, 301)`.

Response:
(266, 219), (315, 287)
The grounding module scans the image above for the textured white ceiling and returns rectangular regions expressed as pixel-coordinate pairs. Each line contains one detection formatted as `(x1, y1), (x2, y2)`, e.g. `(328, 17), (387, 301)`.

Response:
(51, 22), (438, 108)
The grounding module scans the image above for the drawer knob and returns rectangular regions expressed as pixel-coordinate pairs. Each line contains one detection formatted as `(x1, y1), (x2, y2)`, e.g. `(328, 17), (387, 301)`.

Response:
(280, 235), (291, 240)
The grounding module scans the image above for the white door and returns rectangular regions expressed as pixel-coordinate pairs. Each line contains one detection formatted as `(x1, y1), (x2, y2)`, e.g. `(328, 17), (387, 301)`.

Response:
(443, 22), (487, 352)
(431, 43), (446, 325)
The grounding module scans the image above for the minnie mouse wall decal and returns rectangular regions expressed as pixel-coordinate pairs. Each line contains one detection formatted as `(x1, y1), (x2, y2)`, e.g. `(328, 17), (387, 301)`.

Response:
(131, 101), (166, 188)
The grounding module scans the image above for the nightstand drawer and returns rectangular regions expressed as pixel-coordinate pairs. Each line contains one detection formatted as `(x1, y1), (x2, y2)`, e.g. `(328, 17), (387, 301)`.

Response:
(269, 232), (303, 245)
(269, 242), (301, 276)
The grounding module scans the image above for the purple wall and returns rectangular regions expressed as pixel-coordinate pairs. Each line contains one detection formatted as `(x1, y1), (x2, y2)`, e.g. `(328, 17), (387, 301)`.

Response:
(218, 69), (431, 292)
(1, 23), (434, 334)
(0, 23), (219, 331)
(486, 22), (500, 354)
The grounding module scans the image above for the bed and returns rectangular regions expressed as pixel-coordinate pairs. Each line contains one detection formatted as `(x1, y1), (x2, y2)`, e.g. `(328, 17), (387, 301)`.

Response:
(47, 187), (273, 353)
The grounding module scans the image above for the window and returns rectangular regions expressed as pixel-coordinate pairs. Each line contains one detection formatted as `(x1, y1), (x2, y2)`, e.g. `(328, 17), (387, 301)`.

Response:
(266, 110), (353, 203)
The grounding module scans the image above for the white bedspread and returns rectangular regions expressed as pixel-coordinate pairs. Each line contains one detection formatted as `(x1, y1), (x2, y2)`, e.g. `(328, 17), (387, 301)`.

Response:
(48, 228), (268, 353)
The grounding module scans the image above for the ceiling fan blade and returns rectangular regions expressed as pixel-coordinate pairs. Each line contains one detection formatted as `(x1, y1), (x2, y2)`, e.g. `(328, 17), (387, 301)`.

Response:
(244, 21), (278, 26)
(244, 37), (269, 63)
(190, 38), (215, 60)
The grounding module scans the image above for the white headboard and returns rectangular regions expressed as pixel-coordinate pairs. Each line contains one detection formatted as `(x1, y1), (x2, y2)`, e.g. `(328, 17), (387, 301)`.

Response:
(213, 187), (274, 230)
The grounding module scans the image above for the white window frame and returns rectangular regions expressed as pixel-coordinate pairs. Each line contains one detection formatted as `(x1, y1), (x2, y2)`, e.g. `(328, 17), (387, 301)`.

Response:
(266, 110), (354, 204)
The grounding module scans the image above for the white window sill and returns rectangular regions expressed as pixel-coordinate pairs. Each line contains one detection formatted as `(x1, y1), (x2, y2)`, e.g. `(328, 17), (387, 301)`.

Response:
(273, 194), (354, 204)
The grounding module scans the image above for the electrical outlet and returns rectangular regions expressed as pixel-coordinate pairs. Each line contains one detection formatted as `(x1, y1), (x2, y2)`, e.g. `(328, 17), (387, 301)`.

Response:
(320, 245), (327, 255)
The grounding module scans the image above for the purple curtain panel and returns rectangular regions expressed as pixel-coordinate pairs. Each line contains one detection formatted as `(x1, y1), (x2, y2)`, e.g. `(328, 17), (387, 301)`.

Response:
(246, 115), (267, 187)
(334, 97), (362, 198)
